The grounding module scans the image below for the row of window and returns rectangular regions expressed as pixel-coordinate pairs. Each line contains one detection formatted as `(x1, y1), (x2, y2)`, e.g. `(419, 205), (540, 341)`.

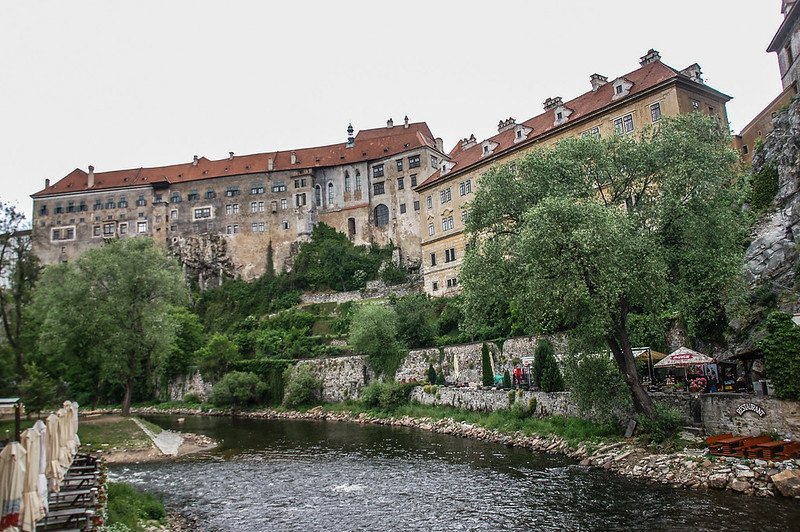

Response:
(431, 277), (458, 292)
(393, 155), (422, 173)
(425, 179), (472, 210)
(42, 196), (147, 216)
(429, 247), (457, 267)
(582, 102), (662, 139)
(53, 221), (148, 241)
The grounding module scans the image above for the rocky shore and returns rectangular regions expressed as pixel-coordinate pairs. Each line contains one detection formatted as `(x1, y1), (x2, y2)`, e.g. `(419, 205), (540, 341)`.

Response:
(86, 405), (800, 500)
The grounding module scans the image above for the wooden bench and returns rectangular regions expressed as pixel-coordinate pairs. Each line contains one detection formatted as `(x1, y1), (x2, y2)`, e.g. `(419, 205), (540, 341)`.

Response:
(39, 507), (94, 530)
(777, 441), (800, 460)
(734, 436), (773, 458)
(705, 433), (733, 454)
(713, 436), (747, 456)
(748, 440), (785, 459)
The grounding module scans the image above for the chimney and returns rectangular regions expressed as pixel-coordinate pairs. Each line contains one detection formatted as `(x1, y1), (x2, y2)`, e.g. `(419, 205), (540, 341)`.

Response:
(590, 73), (608, 92)
(435, 137), (444, 153)
(404, 115), (409, 128)
(228, 151), (234, 160)
(497, 117), (516, 133)
(192, 155), (199, 166)
(680, 63), (704, 83)
(88, 165), (95, 188)
(461, 134), (478, 151)
(291, 151), (297, 164)
(346, 123), (355, 147)
(45, 178), (50, 188)
(783, 0), (796, 15)
(543, 97), (563, 111)
(639, 49), (662, 66)
(387, 118), (394, 128)
(268, 158), (274, 171)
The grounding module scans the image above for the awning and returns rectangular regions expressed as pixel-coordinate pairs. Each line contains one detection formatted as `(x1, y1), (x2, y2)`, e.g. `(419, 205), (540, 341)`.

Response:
(633, 348), (667, 362)
(654, 347), (714, 368)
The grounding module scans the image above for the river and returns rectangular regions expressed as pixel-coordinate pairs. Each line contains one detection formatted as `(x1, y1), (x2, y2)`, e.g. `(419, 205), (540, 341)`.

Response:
(109, 415), (800, 531)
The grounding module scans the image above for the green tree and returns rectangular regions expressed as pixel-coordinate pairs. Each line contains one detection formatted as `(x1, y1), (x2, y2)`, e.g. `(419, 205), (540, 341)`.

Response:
(349, 304), (403, 377)
(158, 307), (205, 383)
(209, 371), (267, 408)
(563, 352), (631, 422)
(0, 202), (39, 378)
(18, 362), (58, 415)
(461, 114), (746, 417)
(395, 294), (436, 348)
(31, 238), (188, 415)
(532, 340), (555, 389)
(197, 333), (241, 382)
(481, 343), (493, 386)
(502, 369), (512, 389)
(427, 363), (437, 384)
(758, 311), (800, 400)
(539, 352), (565, 392)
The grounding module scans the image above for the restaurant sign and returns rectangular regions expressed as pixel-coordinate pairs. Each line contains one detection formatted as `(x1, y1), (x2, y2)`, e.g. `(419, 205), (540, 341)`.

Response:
(735, 403), (766, 417)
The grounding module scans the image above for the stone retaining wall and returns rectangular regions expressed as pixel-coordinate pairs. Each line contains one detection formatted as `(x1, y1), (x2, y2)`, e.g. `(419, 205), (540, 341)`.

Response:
(296, 355), (374, 403)
(299, 282), (420, 305)
(410, 386), (578, 417)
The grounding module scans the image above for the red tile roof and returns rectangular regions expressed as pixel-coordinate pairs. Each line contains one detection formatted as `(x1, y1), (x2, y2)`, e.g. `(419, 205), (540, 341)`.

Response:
(33, 123), (438, 198)
(417, 60), (731, 190)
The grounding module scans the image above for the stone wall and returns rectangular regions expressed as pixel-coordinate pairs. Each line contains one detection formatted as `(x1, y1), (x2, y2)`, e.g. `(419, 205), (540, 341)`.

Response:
(698, 393), (800, 440)
(296, 355), (374, 403)
(299, 281), (421, 305)
(168, 371), (213, 402)
(410, 387), (578, 417)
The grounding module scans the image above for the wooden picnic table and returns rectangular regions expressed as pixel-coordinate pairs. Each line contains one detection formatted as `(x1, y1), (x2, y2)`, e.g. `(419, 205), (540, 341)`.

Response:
(713, 436), (748, 456)
(750, 440), (785, 460)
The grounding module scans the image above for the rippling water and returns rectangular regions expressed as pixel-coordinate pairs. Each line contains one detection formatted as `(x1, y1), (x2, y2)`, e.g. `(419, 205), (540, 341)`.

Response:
(109, 415), (800, 532)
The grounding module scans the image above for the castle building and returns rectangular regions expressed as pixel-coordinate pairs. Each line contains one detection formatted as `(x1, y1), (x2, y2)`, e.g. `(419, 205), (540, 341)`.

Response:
(414, 51), (732, 296)
(31, 119), (446, 284)
(735, 0), (800, 164)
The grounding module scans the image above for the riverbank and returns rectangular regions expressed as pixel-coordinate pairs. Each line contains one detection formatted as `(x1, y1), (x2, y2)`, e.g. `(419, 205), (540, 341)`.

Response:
(80, 414), (218, 463)
(85, 404), (800, 500)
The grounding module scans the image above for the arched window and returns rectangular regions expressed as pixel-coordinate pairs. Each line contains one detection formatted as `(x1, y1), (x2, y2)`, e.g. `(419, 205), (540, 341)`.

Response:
(374, 204), (389, 227)
(355, 170), (362, 191)
(327, 182), (335, 204)
(315, 184), (322, 207)
(344, 171), (351, 192)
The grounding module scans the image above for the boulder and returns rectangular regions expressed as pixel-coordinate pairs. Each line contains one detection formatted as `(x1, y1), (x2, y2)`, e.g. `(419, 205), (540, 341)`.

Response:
(770, 469), (800, 498)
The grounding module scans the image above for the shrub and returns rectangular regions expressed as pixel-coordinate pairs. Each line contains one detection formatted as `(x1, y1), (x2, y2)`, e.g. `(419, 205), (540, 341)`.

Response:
(182, 393), (202, 404)
(282, 364), (323, 408)
(230, 359), (294, 405)
(381, 262), (409, 285)
(436, 369), (446, 385)
(209, 371), (267, 408)
(427, 364), (437, 384)
(507, 390), (516, 405)
(638, 405), (684, 444)
(539, 354), (565, 392)
(19, 362), (58, 415)
(751, 164), (779, 212)
(758, 311), (800, 400)
(359, 381), (416, 410)
(422, 384), (437, 395)
(197, 333), (241, 382)
(503, 369), (512, 389)
(563, 352), (631, 422)
(349, 304), (404, 378)
(106, 482), (166, 531)
(533, 340), (552, 388)
(481, 343), (493, 386)
(395, 294), (437, 348)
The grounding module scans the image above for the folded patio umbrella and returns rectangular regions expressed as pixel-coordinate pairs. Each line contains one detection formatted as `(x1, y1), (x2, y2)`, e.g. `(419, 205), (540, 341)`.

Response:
(32, 420), (48, 514)
(19, 428), (45, 531)
(45, 413), (63, 493)
(0, 442), (26, 530)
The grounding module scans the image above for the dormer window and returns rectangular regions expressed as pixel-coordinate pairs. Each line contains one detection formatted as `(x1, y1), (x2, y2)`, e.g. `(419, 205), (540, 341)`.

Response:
(611, 77), (633, 100)
(516, 129), (522, 139)
(556, 112), (563, 121)
(513, 124), (533, 143)
(480, 140), (499, 157)
(483, 145), (489, 154)
(553, 105), (573, 127)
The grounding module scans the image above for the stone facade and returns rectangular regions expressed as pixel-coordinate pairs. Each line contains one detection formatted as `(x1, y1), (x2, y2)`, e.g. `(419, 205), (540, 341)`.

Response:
(299, 280), (421, 305)
(30, 122), (445, 281)
(769, 1), (800, 91)
(410, 387), (578, 416)
(167, 371), (213, 402)
(295, 355), (375, 403)
(415, 51), (732, 296)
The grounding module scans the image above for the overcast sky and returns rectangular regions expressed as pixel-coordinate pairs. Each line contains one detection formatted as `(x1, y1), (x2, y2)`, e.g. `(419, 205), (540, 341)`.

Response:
(0, 1), (786, 219)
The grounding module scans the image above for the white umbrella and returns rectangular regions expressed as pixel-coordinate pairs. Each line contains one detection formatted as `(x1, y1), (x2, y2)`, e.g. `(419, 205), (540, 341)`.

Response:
(32, 420), (48, 514)
(654, 347), (714, 368)
(70, 402), (80, 450)
(45, 413), (63, 493)
(0, 442), (26, 530)
(19, 428), (45, 531)
(57, 407), (72, 474)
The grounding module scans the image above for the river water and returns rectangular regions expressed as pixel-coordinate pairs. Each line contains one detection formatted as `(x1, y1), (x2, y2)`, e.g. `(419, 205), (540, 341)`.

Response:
(109, 415), (800, 531)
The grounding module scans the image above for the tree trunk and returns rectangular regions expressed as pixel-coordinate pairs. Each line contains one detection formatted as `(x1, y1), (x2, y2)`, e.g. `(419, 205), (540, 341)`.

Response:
(122, 380), (133, 417)
(607, 330), (656, 418)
